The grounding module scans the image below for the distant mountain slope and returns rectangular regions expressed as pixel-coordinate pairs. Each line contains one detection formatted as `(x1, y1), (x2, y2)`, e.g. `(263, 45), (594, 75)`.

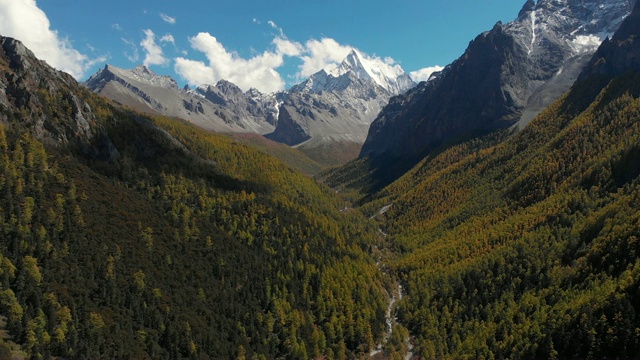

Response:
(86, 64), (278, 134)
(358, 0), (634, 191)
(0, 35), (387, 359)
(363, 2), (640, 357)
(227, 132), (327, 176)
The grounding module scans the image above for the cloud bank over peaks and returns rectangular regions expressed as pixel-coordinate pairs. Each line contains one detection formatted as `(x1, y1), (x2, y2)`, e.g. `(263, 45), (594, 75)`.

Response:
(298, 38), (353, 79)
(141, 29), (169, 67)
(410, 65), (445, 82)
(174, 32), (288, 93)
(0, 0), (105, 79)
(173, 22), (413, 94)
(169, 20), (441, 93)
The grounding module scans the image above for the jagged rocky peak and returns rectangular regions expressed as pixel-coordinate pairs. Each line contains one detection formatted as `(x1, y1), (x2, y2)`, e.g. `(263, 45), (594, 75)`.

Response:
(0, 35), (116, 157)
(131, 64), (153, 76)
(329, 48), (415, 94)
(292, 48), (415, 96)
(511, 0), (635, 44)
(290, 70), (329, 94)
(245, 87), (263, 98)
(214, 79), (243, 96)
(332, 49), (369, 80)
(578, 0), (640, 80)
(195, 80), (253, 100)
(84, 65), (114, 91)
(193, 80), (244, 107)
(128, 64), (179, 89)
(2, 36), (36, 71)
(1, 36), (78, 90)
(518, 0), (536, 18)
(87, 64), (179, 90)
(499, 0), (635, 78)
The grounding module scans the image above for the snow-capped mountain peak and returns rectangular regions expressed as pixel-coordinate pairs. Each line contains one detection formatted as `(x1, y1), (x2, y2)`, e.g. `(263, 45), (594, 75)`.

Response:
(328, 49), (415, 94)
(291, 49), (415, 95)
(329, 49), (370, 81)
(508, 0), (634, 57)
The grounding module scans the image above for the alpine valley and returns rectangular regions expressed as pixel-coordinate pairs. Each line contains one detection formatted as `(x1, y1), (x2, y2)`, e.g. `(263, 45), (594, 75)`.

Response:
(0, 0), (639, 359)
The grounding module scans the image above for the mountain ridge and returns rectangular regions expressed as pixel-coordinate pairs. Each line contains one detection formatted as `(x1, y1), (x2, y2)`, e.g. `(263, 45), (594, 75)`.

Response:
(85, 49), (415, 165)
(85, 64), (279, 134)
(358, 0), (634, 191)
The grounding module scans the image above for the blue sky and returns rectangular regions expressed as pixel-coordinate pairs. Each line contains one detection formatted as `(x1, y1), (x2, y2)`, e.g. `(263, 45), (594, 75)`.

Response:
(1, 0), (524, 92)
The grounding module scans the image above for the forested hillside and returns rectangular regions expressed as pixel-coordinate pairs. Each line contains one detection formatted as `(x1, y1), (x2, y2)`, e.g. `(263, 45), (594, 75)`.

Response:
(3, 1), (640, 358)
(0, 36), (388, 359)
(361, 7), (640, 357)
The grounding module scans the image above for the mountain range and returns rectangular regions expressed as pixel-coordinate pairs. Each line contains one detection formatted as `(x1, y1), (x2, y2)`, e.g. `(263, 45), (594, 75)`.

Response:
(85, 0), (634, 174)
(86, 49), (415, 166)
(85, 64), (280, 134)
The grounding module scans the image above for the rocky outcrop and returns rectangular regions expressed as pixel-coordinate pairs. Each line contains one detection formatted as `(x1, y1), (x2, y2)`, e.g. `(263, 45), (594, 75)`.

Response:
(267, 50), (414, 150)
(196, 81), (278, 126)
(265, 105), (311, 146)
(0, 35), (119, 160)
(578, 0), (640, 80)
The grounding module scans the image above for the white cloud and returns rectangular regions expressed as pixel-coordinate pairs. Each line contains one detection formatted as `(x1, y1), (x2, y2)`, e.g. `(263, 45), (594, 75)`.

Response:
(410, 66), (444, 82)
(298, 38), (352, 78)
(121, 38), (139, 63)
(112, 23), (122, 31)
(269, 21), (302, 57)
(273, 37), (304, 57)
(174, 58), (216, 86)
(174, 23), (415, 93)
(175, 32), (287, 93)
(267, 20), (287, 39)
(0, 0), (104, 79)
(160, 34), (175, 45)
(160, 13), (176, 25)
(141, 29), (168, 67)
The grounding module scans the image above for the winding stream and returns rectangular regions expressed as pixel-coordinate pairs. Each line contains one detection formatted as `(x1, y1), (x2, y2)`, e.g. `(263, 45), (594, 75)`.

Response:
(367, 204), (415, 358)
(369, 282), (414, 359)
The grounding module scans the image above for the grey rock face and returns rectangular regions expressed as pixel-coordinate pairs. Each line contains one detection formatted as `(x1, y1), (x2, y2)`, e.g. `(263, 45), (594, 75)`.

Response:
(578, 0), (640, 80)
(1, 37), (90, 138)
(269, 50), (415, 149)
(0, 35), (121, 160)
(195, 81), (278, 126)
(85, 65), (278, 134)
(361, 0), (635, 163)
